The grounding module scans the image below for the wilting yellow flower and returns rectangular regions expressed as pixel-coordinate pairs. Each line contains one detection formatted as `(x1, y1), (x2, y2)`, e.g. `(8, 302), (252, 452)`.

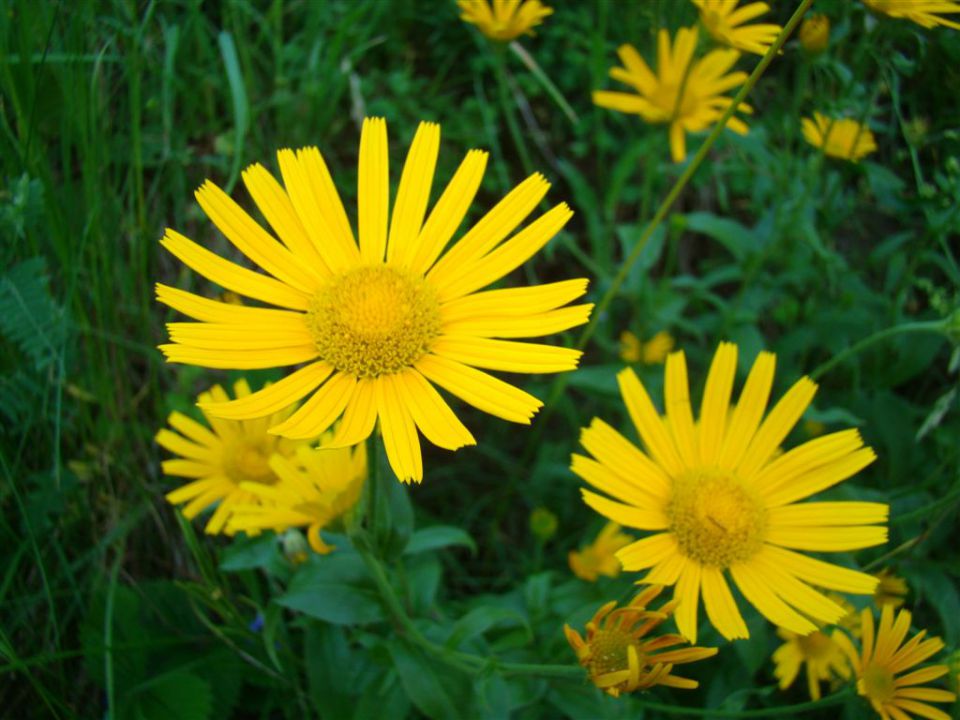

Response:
(572, 342), (887, 642)
(862, 0), (960, 30)
(569, 522), (633, 581)
(457, 0), (553, 41)
(799, 13), (830, 53)
(227, 442), (366, 554)
(773, 627), (853, 700)
(802, 112), (877, 162)
(593, 27), (751, 163)
(619, 330), (675, 364)
(157, 118), (591, 483)
(564, 585), (718, 697)
(874, 569), (909, 609)
(692, 0), (782, 55)
(156, 380), (305, 534)
(835, 606), (957, 719)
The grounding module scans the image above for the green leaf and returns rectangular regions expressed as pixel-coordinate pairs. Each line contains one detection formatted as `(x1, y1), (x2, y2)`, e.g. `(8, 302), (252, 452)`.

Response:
(306, 623), (356, 720)
(219, 533), (281, 572)
(682, 211), (759, 261)
(444, 606), (530, 650)
(565, 364), (622, 397)
(0, 257), (67, 371)
(404, 526), (476, 555)
(275, 553), (384, 625)
(129, 670), (212, 720)
(387, 639), (462, 720)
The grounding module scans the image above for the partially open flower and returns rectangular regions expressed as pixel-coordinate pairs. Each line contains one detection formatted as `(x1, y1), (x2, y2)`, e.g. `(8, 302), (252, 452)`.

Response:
(564, 585), (718, 697)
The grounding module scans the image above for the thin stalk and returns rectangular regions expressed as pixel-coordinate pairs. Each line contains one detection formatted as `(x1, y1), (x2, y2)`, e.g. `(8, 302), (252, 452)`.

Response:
(808, 320), (945, 381)
(492, 45), (534, 176)
(532, 0), (814, 435)
(508, 41), (579, 125)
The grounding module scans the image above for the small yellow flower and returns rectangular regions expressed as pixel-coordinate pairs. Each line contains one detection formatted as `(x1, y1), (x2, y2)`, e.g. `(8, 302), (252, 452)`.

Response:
(835, 605), (957, 720)
(569, 522), (633, 581)
(457, 0), (553, 41)
(593, 27), (751, 163)
(773, 627), (852, 700)
(874, 569), (909, 609)
(227, 442), (366, 554)
(619, 330), (675, 364)
(862, 0), (960, 30)
(799, 13), (830, 53)
(692, 0), (783, 56)
(620, 331), (643, 363)
(564, 585), (718, 697)
(156, 380), (306, 534)
(802, 112), (877, 162)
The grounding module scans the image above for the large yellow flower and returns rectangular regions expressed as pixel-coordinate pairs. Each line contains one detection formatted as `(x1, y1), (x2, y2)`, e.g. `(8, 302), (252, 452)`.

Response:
(156, 380), (304, 533)
(593, 28), (750, 163)
(835, 606), (957, 719)
(157, 118), (591, 483)
(802, 112), (877, 162)
(572, 342), (887, 642)
(227, 442), (366, 554)
(862, 0), (960, 30)
(692, 0), (782, 56)
(457, 0), (553, 41)
(564, 585), (718, 697)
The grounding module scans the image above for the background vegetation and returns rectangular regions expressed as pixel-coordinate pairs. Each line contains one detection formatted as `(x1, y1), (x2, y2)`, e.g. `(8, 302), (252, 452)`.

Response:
(2, 0), (958, 717)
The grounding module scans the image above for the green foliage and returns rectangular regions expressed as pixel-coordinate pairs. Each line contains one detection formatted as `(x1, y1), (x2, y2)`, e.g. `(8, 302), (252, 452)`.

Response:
(3, 0), (959, 718)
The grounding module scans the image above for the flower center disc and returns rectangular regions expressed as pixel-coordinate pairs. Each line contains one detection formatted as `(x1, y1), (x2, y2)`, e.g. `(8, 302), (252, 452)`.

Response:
(862, 662), (896, 704)
(307, 265), (440, 378)
(227, 444), (274, 485)
(588, 629), (634, 677)
(797, 631), (835, 660)
(667, 469), (767, 567)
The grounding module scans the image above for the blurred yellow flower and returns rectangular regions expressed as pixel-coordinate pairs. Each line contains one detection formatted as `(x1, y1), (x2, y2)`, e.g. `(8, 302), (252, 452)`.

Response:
(862, 0), (960, 30)
(564, 585), (718, 696)
(457, 0), (553, 41)
(156, 380), (305, 534)
(799, 13), (830, 53)
(569, 522), (632, 581)
(573, 342), (886, 642)
(619, 330), (675, 364)
(802, 112), (877, 162)
(593, 28), (751, 163)
(773, 626), (852, 700)
(873, 569), (908, 609)
(835, 606), (957, 719)
(692, 0), (782, 55)
(227, 442), (366, 554)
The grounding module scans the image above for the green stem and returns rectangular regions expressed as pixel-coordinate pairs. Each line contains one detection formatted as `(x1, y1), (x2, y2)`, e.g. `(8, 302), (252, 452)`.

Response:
(532, 0), (814, 434)
(808, 320), (945, 381)
(508, 40), (579, 126)
(636, 688), (853, 717)
(492, 45), (534, 176)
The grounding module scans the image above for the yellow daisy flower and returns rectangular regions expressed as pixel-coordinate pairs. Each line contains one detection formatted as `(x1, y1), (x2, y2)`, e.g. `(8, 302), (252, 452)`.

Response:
(564, 585), (718, 697)
(835, 606), (957, 719)
(692, 0), (783, 56)
(156, 379), (304, 534)
(802, 112), (878, 162)
(874, 569), (909, 610)
(593, 28), (751, 163)
(773, 627), (853, 700)
(799, 13), (831, 53)
(157, 118), (591, 483)
(572, 342), (887, 642)
(862, 0), (960, 30)
(568, 521), (633, 581)
(227, 442), (366, 554)
(457, 0), (553, 41)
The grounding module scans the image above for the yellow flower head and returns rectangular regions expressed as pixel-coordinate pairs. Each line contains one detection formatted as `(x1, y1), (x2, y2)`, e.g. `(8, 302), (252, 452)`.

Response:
(799, 13), (831, 53)
(802, 112), (878, 162)
(227, 442), (366, 554)
(835, 606), (957, 719)
(156, 379), (306, 534)
(564, 585), (718, 697)
(157, 118), (592, 484)
(619, 330), (675, 364)
(569, 521), (633, 581)
(862, 0), (960, 30)
(692, 0), (783, 55)
(773, 628), (853, 700)
(457, 0), (553, 41)
(572, 342), (888, 642)
(874, 568), (909, 610)
(593, 28), (751, 163)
